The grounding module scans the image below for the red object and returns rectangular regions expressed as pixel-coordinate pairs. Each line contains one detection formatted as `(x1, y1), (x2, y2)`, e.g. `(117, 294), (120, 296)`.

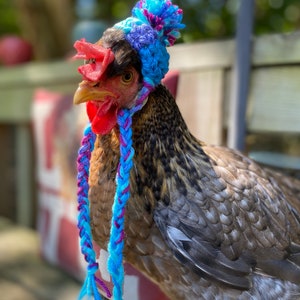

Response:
(58, 218), (83, 275)
(162, 69), (179, 99)
(0, 35), (32, 66)
(87, 99), (119, 135)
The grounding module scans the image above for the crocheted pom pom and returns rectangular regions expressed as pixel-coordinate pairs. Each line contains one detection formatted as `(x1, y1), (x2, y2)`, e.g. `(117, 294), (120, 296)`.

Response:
(132, 0), (185, 47)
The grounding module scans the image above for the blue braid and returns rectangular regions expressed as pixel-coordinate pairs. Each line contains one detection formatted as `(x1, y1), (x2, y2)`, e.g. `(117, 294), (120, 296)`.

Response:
(77, 124), (111, 300)
(107, 108), (134, 300)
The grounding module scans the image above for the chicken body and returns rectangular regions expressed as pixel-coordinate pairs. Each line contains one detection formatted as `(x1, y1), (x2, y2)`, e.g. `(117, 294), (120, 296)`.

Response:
(87, 85), (300, 299)
(73, 26), (300, 299)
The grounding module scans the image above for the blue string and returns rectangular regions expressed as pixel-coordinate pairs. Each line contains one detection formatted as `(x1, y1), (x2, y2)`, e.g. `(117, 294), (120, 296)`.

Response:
(107, 109), (134, 300)
(77, 124), (111, 300)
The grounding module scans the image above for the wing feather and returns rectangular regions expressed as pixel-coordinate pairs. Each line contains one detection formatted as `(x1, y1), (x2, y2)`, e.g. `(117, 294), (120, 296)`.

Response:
(154, 144), (300, 289)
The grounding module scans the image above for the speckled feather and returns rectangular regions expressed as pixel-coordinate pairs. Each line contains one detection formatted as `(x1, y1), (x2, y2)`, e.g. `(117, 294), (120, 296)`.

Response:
(88, 82), (300, 299)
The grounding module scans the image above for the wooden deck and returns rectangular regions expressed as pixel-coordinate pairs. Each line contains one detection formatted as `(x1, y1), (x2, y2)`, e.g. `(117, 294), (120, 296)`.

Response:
(0, 218), (80, 300)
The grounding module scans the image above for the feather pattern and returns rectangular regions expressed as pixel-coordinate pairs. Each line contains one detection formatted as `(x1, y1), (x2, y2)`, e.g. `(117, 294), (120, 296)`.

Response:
(73, 2), (300, 296)
(88, 85), (300, 299)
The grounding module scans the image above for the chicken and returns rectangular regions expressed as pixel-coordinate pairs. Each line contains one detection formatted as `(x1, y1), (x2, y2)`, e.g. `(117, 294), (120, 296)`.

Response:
(73, 1), (300, 299)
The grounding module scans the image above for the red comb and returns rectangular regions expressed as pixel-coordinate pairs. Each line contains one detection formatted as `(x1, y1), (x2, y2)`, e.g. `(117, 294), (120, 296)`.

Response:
(73, 39), (114, 81)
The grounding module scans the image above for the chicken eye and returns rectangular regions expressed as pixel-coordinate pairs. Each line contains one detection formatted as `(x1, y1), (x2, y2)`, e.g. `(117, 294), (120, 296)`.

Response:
(121, 71), (134, 84)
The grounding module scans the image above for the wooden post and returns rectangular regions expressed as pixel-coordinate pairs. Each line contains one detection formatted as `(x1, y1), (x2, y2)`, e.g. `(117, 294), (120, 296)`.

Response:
(227, 0), (255, 150)
(16, 124), (33, 227)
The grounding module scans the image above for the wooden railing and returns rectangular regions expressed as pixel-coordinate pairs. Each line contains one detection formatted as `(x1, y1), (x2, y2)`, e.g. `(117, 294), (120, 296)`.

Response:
(0, 31), (299, 226)
(169, 31), (300, 144)
(0, 61), (81, 226)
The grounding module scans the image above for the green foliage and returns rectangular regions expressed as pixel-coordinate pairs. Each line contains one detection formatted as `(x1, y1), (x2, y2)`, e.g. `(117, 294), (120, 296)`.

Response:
(97, 0), (300, 42)
(1, 0), (300, 43)
(176, 0), (236, 42)
(0, 0), (20, 35)
(255, 0), (300, 34)
(176, 0), (300, 42)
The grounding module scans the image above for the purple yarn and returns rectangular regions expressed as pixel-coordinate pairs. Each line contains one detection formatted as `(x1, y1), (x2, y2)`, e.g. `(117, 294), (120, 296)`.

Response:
(126, 24), (158, 50)
(77, 124), (111, 300)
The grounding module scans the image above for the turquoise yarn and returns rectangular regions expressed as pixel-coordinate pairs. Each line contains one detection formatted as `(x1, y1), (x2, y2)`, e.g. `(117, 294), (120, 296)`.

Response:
(76, 1), (184, 299)
(107, 108), (134, 299)
(77, 124), (111, 300)
(115, 0), (184, 89)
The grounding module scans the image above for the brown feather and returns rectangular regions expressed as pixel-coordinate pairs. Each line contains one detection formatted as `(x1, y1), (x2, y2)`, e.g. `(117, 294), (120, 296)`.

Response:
(88, 84), (300, 299)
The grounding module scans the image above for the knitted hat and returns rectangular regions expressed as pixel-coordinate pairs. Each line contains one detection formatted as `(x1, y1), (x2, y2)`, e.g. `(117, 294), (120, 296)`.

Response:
(75, 1), (184, 299)
(114, 0), (184, 112)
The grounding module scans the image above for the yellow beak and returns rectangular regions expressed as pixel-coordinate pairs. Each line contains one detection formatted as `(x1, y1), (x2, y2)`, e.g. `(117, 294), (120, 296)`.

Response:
(73, 81), (116, 105)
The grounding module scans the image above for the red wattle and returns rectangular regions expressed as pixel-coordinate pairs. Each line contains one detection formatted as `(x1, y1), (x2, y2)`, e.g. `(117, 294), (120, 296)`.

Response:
(87, 101), (118, 135)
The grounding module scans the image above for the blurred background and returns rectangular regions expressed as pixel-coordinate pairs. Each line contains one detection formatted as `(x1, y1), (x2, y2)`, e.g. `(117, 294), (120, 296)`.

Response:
(1, 0), (300, 61)
(0, 1), (300, 299)
(1, 0), (299, 220)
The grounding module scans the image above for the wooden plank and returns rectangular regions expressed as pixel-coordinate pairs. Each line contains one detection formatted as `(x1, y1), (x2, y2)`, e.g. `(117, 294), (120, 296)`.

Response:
(253, 31), (300, 66)
(15, 124), (33, 226)
(247, 66), (300, 133)
(0, 126), (15, 221)
(1, 36), (300, 128)
(176, 69), (224, 145)
(168, 31), (300, 72)
(0, 83), (77, 123)
(0, 60), (81, 123)
(0, 60), (81, 88)
(1, 31), (300, 90)
(249, 151), (300, 170)
(168, 40), (234, 71)
(0, 88), (33, 123)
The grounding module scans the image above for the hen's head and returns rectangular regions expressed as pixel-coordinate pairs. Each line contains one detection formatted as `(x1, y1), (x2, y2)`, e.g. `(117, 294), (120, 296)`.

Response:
(73, 29), (143, 135)
(73, 0), (184, 135)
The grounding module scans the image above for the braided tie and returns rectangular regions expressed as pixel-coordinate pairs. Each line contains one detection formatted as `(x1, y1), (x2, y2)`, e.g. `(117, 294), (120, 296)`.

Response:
(75, 1), (184, 298)
(77, 124), (111, 300)
(107, 108), (134, 300)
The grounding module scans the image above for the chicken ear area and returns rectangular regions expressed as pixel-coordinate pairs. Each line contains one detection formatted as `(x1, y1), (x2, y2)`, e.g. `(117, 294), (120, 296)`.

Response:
(87, 100), (118, 135)
(153, 211), (252, 290)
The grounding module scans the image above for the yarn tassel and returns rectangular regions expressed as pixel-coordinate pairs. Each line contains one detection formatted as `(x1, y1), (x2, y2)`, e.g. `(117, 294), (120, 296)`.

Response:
(77, 124), (111, 300)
